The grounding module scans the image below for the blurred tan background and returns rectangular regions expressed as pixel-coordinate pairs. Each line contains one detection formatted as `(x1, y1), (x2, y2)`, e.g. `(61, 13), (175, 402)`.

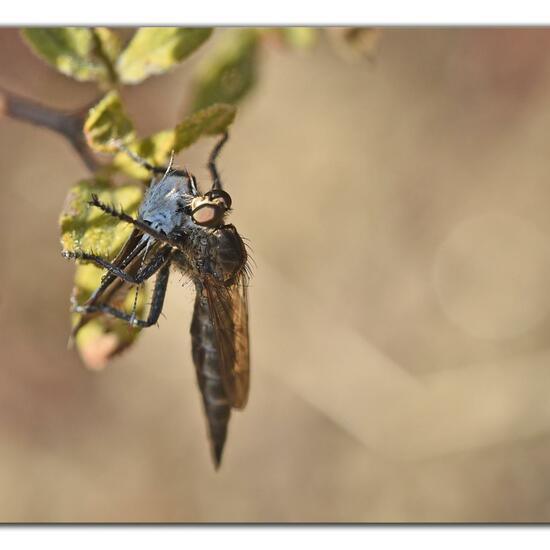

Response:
(3, 28), (550, 522)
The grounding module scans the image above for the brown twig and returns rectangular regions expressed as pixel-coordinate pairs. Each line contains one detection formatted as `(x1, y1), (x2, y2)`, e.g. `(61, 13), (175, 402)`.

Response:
(0, 88), (100, 172)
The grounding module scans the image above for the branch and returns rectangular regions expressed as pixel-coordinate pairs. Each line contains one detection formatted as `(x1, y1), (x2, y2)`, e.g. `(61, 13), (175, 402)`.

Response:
(0, 88), (100, 172)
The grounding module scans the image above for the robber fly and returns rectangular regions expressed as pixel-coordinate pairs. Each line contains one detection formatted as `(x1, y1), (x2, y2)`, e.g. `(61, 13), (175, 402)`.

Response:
(63, 133), (250, 468)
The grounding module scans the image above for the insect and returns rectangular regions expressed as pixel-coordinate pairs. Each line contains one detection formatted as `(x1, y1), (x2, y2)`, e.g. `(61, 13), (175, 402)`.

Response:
(63, 133), (250, 468)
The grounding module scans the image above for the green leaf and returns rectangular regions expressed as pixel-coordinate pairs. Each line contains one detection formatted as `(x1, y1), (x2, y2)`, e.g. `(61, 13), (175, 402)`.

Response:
(280, 28), (318, 49)
(190, 29), (259, 112)
(173, 102), (236, 149)
(60, 178), (143, 257)
(21, 27), (111, 83)
(116, 27), (213, 84)
(113, 103), (236, 179)
(92, 27), (122, 83)
(84, 91), (135, 153)
(111, 130), (175, 180)
(71, 264), (148, 370)
(60, 178), (146, 369)
(93, 27), (122, 66)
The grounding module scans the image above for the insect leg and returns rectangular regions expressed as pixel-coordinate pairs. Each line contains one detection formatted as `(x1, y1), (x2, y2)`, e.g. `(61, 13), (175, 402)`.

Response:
(208, 132), (229, 191)
(88, 195), (186, 250)
(114, 142), (190, 179)
(114, 142), (168, 175)
(63, 246), (171, 285)
(72, 262), (171, 327)
(86, 240), (148, 304)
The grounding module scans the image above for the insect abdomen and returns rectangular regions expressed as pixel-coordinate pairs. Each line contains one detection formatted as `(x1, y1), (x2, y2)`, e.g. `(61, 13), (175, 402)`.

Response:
(190, 293), (231, 468)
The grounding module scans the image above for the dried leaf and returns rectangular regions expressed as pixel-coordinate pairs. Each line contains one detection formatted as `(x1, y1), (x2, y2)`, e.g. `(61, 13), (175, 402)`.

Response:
(116, 27), (213, 84)
(327, 28), (382, 62)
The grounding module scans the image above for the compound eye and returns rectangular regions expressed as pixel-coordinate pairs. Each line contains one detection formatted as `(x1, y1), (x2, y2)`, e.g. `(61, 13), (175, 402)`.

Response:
(206, 189), (232, 210)
(192, 204), (224, 226)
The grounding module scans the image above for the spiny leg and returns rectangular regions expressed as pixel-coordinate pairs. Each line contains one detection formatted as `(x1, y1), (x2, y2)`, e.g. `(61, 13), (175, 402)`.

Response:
(72, 262), (171, 328)
(69, 247), (170, 332)
(88, 194), (186, 251)
(114, 142), (189, 179)
(130, 239), (153, 320)
(63, 246), (172, 286)
(67, 238), (149, 340)
(87, 240), (148, 304)
(208, 132), (229, 191)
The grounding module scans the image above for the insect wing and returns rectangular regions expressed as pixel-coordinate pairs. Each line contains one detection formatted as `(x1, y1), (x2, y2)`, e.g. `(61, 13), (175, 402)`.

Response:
(203, 274), (250, 409)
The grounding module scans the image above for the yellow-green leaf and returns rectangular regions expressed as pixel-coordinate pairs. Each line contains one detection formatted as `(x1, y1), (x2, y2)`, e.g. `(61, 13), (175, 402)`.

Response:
(84, 91), (135, 153)
(60, 178), (146, 369)
(173, 102), (236, 149)
(71, 264), (147, 370)
(93, 27), (122, 67)
(116, 27), (213, 84)
(60, 178), (143, 256)
(190, 29), (259, 112)
(22, 27), (111, 83)
(111, 129), (175, 180)
(280, 28), (318, 49)
(112, 104), (236, 179)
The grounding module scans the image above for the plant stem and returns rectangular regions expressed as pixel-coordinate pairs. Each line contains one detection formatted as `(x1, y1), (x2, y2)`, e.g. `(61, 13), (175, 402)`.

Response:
(0, 88), (100, 172)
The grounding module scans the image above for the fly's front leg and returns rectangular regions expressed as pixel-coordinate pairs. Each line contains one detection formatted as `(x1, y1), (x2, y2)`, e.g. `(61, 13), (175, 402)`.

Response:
(87, 240), (147, 304)
(88, 194), (185, 250)
(63, 246), (171, 286)
(112, 141), (167, 175)
(72, 262), (171, 328)
(113, 141), (190, 179)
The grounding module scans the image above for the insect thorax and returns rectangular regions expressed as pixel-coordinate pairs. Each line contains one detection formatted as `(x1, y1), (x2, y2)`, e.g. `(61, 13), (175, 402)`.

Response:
(175, 225), (247, 284)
